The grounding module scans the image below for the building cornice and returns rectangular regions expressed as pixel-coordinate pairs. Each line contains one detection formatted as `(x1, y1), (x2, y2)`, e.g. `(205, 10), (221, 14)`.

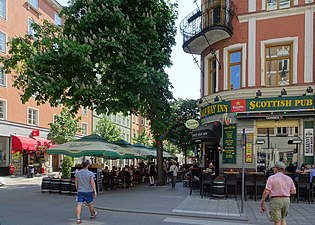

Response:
(238, 4), (315, 23)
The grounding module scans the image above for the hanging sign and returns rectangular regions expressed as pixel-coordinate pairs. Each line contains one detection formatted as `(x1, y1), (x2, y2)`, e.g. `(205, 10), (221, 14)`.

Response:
(185, 119), (199, 130)
(304, 128), (314, 156)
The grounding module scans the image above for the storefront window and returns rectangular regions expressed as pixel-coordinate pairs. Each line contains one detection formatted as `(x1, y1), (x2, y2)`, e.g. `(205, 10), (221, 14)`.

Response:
(0, 136), (9, 166)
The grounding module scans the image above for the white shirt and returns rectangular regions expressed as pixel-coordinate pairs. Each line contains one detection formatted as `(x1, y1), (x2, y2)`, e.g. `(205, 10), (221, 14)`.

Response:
(169, 164), (179, 176)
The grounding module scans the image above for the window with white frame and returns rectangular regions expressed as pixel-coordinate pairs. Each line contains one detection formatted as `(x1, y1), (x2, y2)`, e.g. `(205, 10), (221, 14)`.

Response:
(0, 0), (6, 19)
(265, 43), (292, 87)
(208, 58), (217, 95)
(53, 114), (58, 124)
(126, 118), (130, 127)
(0, 100), (6, 119)
(0, 31), (6, 53)
(54, 13), (61, 26)
(0, 68), (5, 86)
(82, 106), (87, 115)
(28, 0), (38, 9)
(28, 108), (38, 125)
(82, 123), (88, 135)
(228, 50), (242, 90)
(28, 18), (36, 36)
(126, 133), (130, 142)
(266, 0), (292, 11)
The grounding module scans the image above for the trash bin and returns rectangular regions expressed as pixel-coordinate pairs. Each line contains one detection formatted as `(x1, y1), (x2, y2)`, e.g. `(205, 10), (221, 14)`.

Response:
(27, 165), (34, 178)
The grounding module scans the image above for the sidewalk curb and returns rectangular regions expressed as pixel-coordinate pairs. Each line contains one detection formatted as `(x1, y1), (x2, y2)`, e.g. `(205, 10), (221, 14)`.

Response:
(94, 206), (249, 221)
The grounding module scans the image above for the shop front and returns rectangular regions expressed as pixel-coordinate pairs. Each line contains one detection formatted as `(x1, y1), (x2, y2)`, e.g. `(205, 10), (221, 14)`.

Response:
(0, 136), (10, 176)
(11, 135), (55, 175)
(191, 121), (222, 175)
(199, 95), (315, 172)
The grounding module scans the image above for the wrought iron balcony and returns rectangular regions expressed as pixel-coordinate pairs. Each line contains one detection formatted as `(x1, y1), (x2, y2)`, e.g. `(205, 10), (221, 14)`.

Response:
(180, 0), (236, 55)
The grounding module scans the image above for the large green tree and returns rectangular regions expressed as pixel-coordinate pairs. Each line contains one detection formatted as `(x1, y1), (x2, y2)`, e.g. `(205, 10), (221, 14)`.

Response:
(1, 0), (177, 186)
(1, 0), (177, 115)
(94, 117), (121, 142)
(165, 98), (199, 165)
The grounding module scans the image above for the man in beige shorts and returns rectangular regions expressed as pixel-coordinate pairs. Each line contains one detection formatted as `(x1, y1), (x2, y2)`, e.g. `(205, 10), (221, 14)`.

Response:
(260, 161), (296, 225)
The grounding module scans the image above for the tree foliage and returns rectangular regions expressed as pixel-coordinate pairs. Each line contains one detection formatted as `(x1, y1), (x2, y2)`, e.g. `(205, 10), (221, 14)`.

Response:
(94, 117), (121, 142)
(165, 98), (199, 162)
(132, 130), (151, 146)
(1, 0), (177, 118)
(47, 107), (81, 144)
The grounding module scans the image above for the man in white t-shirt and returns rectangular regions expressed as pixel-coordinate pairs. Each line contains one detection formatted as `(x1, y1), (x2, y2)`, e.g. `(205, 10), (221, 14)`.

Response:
(169, 161), (179, 188)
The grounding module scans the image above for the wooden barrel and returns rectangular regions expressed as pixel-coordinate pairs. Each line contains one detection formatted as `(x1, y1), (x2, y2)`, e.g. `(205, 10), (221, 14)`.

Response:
(50, 178), (61, 193)
(60, 178), (71, 194)
(71, 179), (77, 195)
(41, 177), (51, 193)
(212, 179), (225, 197)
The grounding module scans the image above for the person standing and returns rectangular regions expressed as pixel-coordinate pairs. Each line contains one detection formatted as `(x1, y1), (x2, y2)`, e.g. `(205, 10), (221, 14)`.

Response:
(75, 160), (97, 224)
(260, 161), (296, 225)
(148, 160), (156, 186)
(169, 160), (179, 188)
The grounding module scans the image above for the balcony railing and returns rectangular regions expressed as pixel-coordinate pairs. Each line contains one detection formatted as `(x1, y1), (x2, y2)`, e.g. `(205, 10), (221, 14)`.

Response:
(180, 0), (236, 54)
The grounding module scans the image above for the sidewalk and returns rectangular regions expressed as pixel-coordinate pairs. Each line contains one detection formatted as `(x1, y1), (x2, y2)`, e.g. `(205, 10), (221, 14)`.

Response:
(2, 175), (315, 224)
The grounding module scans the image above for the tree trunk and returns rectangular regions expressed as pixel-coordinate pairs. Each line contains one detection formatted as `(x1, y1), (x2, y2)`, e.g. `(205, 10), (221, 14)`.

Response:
(156, 140), (164, 186)
(183, 145), (187, 166)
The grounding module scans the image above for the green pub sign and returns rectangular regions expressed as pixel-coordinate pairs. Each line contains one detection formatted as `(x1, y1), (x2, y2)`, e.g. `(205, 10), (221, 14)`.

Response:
(222, 124), (237, 164)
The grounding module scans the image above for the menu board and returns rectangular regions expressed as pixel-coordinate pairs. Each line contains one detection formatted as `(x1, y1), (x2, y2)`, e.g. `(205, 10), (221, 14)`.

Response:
(222, 124), (237, 164)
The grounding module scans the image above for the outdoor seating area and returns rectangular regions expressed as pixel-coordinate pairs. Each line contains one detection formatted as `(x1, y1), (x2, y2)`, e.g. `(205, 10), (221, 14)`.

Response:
(182, 167), (315, 205)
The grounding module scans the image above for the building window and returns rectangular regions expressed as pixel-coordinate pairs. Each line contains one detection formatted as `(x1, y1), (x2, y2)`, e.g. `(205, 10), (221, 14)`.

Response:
(0, 100), (6, 119)
(228, 50), (241, 90)
(28, 0), (38, 9)
(140, 118), (144, 126)
(0, 68), (5, 86)
(265, 43), (292, 87)
(208, 58), (216, 95)
(276, 127), (288, 136)
(126, 118), (130, 127)
(126, 133), (130, 142)
(28, 108), (38, 125)
(0, 0), (6, 19)
(266, 0), (292, 11)
(28, 18), (36, 36)
(54, 13), (61, 26)
(81, 106), (87, 116)
(82, 123), (88, 135)
(53, 114), (58, 124)
(0, 31), (6, 53)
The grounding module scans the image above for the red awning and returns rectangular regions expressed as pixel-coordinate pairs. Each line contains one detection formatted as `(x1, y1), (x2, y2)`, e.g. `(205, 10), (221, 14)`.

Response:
(11, 135), (55, 151)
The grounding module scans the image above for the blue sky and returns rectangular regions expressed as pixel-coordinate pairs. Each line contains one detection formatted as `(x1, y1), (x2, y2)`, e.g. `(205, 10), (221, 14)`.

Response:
(56, 0), (200, 100)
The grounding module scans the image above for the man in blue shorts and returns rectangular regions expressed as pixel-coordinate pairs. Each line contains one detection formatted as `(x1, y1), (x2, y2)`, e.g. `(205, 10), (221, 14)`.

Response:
(75, 160), (97, 224)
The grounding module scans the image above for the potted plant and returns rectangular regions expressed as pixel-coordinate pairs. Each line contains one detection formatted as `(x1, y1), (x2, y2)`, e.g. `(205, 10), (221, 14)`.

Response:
(61, 156), (73, 178)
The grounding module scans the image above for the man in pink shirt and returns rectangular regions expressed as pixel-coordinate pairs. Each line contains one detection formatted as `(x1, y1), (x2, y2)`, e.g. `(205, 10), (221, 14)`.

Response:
(260, 161), (296, 225)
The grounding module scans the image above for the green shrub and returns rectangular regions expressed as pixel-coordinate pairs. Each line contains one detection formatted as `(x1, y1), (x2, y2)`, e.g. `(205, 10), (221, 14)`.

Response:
(61, 156), (73, 178)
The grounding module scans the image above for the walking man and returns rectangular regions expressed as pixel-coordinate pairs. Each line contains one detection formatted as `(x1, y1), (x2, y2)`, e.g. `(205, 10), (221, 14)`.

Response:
(75, 160), (97, 224)
(169, 160), (179, 188)
(260, 161), (296, 225)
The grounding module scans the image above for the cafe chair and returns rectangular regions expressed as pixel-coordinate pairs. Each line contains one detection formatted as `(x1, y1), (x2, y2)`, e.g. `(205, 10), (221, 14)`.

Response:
(201, 173), (213, 198)
(296, 175), (311, 203)
(190, 170), (201, 196)
(225, 173), (238, 199)
(255, 174), (266, 201)
(102, 172), (111, 191)
(245, 174), (255, 201)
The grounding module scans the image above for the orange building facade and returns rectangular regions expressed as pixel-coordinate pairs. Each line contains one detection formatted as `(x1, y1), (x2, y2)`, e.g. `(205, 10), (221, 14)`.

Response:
(181, 0), (315, 172)
(0, 0), (92, 175)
